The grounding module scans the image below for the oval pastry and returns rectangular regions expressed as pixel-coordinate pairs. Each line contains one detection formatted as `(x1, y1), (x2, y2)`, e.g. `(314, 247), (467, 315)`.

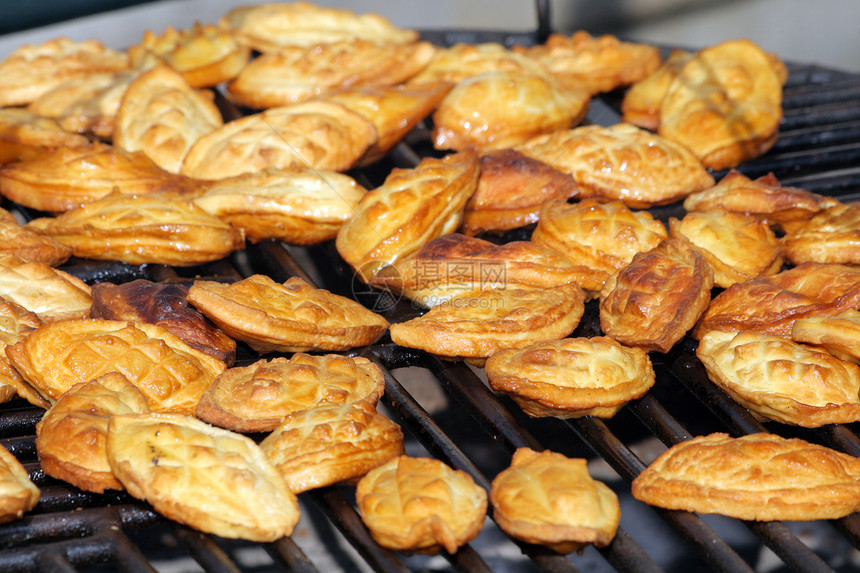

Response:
(791, 310), (860, 364)
(0, 107), (90, 164)
(0, 253), (91, 323)
(781, 202), (860, 265)
(408, 42), (551, 87)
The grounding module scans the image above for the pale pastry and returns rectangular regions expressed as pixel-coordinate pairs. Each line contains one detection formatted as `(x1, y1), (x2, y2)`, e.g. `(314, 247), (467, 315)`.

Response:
(0, 444), (39, 524)
(485, 337), (655, 419)
(516, 123), (714, 208)
(355, 455), (487, 554)
(792, 310), (860, 364)
(113, 65), (224, 174)
(407, 42), (552, 87)
(336, 148), (479, 283)
(0, 253), (91, 322)
(106, 412), (299, 541)
(621, 49), (694, 130)
(192, 167), (366, 245)
(35, 373), (150, 493)
(186, 275), (389, 353)
(697, 329), (860, 427)
(0, 206), (72, 266)
(0, 108), (90, 164)
(195, 353), (385, 433)
(0, 296), (43, 407)
(632, 432), (860, 521)
(260, 400), (404, 493)
(599, 239), (714, 353)
(490, 448), (620, 553)
(781, 203), (860, 265)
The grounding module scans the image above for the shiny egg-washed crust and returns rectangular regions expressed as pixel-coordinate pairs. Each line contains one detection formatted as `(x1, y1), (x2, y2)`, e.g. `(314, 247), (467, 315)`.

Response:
(0, 141), (201, 213)
(355, 455), (487, 555)
(5, 318), (227, 414)
(219, 1), (418, 52)
(106, 413), (299, 541)
(192, 167), (366, 245)
(432, 70), (589, 152)
(186, 275), (389, 353)
(697, 330), (860, 427)
(792, 310), (860, 364)
(0, 37), (129, 107)
(180, 100), (378, 180)
(460, 149), (578, 237)
(0, 108), (90, 164)
(370, 233), (602, 308)
(669, 211), (783, 289)
(632, 432), (860, 521)
(113, 65), (224, 174)
(658, 39), (785, 170)
(621, 49), (694, 130)
(336, 148), (479, 283)
(781, 203), (860, 265)
(0, 206), (72, 266)
(490, 448), (620, 553)
(0, 297), (43, 408)
(0, 444), (39, 524)
(0, 253), (91, 323)
(35, 373), (150, 493)
(485, 337), (655, 419)
(226, 39), (436, 109)
(407, 42), (553, 87)
(693, 262), (860, 339)
(260, 400), (404, 493)
(195, 353), (385, 433)
(27, 193), (244, 266)
(516, 123), (714, 208)
(389, 284), (586, 366)
(599, 239), (714, 353)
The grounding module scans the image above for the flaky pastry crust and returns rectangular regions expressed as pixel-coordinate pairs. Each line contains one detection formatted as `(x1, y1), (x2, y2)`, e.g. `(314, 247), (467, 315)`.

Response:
(0, 296), (43, 408)
(781, 202), (860, 265)
(407, 42), (552, 86)
(0, 108), (90, 164)
(0, 253), (91, 323)
(0, 206), (72, 266)
(621, 49), (694, 130)
(0, 445), (39, 524)
(791, 310), (860, 364)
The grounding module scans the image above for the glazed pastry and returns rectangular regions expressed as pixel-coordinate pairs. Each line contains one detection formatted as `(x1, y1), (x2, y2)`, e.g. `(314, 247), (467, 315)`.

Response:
(792, 310), (860, 364)
(0, 296), (43, 407)
(0, 444), (39, 524)
(0, 206), (72, 266)
(0, 108), (90, 164)
(781, 202), (860, 265)
(408, 42), (551, 86)
(621, 49), (694, 130)
(0, 253), (91, 323)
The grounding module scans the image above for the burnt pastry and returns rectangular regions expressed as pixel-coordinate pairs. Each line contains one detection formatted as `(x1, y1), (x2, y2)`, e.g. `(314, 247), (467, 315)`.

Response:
(0, 297), (43, 407)
(599, 239), (714, 353)
(195, 353), (385, 433)
(355, 455), (487, 554)
(336, 148), (479, 283)
(792, 310), (860, 364)
(407, 42), (552, 87)
(485, 337), (655, 419)
(192, 167), (366, 245)
(0, 253), (91, 323)
(35, 373), (150, 493)
(106, 412), (299, 541)
(490, 447), (620, 553)
(90, 280), (236, 365)
(632, 432), (860, 521)
(0, 444), (39, 524)
(516, 123), (714, 208)
(0, 108), (90, 164)
(621, 49), (694, 130)
(186, 275), (389, 353)
(0, 206), (72, 266)
(781, 202), (860, 265)
(260, 400), (404, 493)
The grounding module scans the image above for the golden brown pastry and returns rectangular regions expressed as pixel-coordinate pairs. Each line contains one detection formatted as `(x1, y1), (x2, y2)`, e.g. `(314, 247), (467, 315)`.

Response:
(599, 239), (714, 353)
(781, 202), (860, 265)
(336, 148), (479, 283)
(621, 49), (694, 130)
(490, 448), (620, 553)
(106, 412), (299, 541)
(632, 432), (860, 521)
(0, 253), (91, 323)
(195, 353), (385, 433)
(0, 296), (43, 407)
(389, 283), (586, 366)
(192, 167), (366, 245)
(792, 310), (860, 364)
(260, 400), (404, 493)
(35, 373), (150, 493)
(0, 206), (72, 266)
(697, 329), (860, 426)
(355, 455), (487, 554)
(0, 444), (39, 524)
(0, 108), (90, 164)
(27, 192), (244, 266)
(485, 337), (655, 419)
(186, 275), (389, 353)
(6, 318), (227, 414)
(516, 123), (714, 208)
(407, 42), (552, 87)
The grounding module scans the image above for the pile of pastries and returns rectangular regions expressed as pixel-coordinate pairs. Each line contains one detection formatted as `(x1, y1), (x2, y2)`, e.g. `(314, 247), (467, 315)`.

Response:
(0, 0), (859, 560)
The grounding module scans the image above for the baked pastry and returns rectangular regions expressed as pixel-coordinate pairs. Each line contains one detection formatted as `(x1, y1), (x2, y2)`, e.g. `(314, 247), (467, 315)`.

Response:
(35, 373), (150, 493)
(0, 444), (39, 524)
(792, 310), (860, 364)
(180, 100), (377, 179)
(658, 39), (785, 170)
(186, 275), (389, 353)
(0, 253), (91, 322)
(90, 280), (236, 365)
(432, 70), (589, 151)
(668, 211), (783, 288)
(0, 141), (201, 213)
(632, 432), (860, 521)
(370, 233), (603, 308)
(336, 148), (479, 283)
(490, 447), (620, 553)
(195, 353), (385, 433)
(106, 412), (299, 541)
(0, 297), (43, 407)
(192, 167), (366, 245)
(0, 206), (72, 266)
(485, 336), (655, 419)
(407, 42), (552, 87)
(621, 49), (694, 130)
(0, 37), (129, 107)
(260, 400), (404, 493)
(5, 318), (227, 414)
(781, 202), (860, 265)
(0, 108), (90, 164)
(388, 283), (586, 366)
(599, 239), (714, 353)
(355, 455), (487, 554)
(516, 123), (714, 208)
(113, 65), (224, 174)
